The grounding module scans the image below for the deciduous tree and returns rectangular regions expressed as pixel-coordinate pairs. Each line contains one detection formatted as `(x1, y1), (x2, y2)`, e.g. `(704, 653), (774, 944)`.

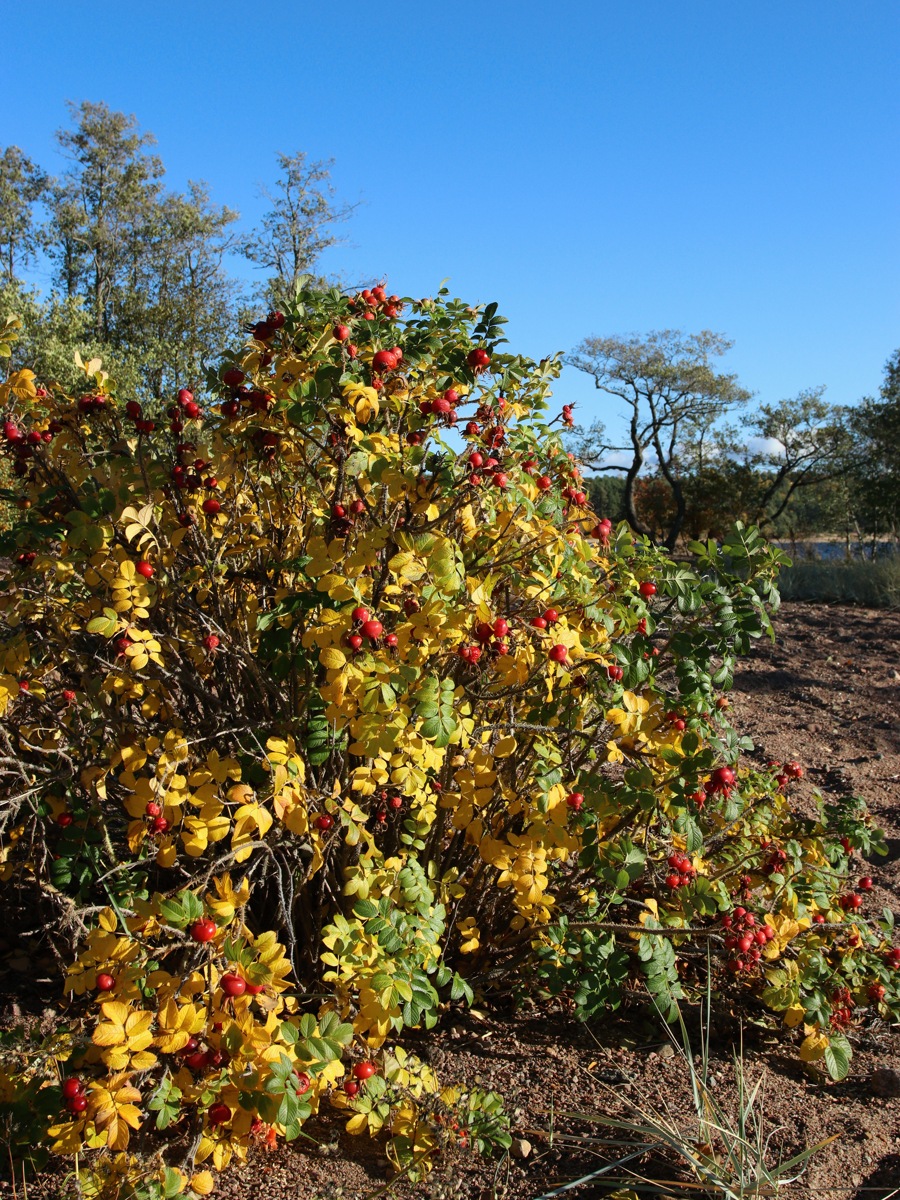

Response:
(566, 330), (751, 547)
(241, 151), (357, 302)
(0, 146), (49, 284)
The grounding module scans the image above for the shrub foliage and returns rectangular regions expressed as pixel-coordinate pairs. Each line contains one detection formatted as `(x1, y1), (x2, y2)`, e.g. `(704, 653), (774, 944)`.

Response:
(0, 286), (895, 1195)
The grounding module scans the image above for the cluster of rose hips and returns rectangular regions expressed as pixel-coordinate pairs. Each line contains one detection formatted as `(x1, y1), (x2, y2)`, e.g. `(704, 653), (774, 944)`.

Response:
(422, 385), (463, 422)
(459, 616), (511, 663)
(885, 947), (900, 969)
(522, 452), (585, 505)
(562, 404), (574, 427)
(217, 366), (275, 420)
(320, 794), (402, 833)
(527, 605), (569, 665)
(77, 393), (109, 415)
(767, 759), (804, 790)
(829, 984), (855, 1029)
(4, 418), (53, 445)
(220, 971), (264, 1000)
(3, 414), (59, 478)
(346, 284), (403, 323)
(330, 496), (367, 537)
(369, 345), (404, 390)
(666, 711), (687, 733)
(455, 609), (573, 667)
(464, 397), (506, 444)
(179, 1039), (230, 1074)
(333, 286), (404, 372)
(61, 1076), (89, 1116)
(172, 387), (200, 422)
(531, 607), (561, 632)
(457, 397), (516, 478)
(166, 437), (221, 518)
(344, 605), (398, 653)
(248, 309), (286, 344)
(560, 483), (588, 507)
(144, 799), (170, 837)
(606, 662), (625, 683)
(343, 1059), (377, 1097)
(721, 906), (775, 972)
(367, 789), (405, 827)
(758, 841), (788, 876)
(592, 516), (613, 545)
(664, 852), (696, 889)
(466, 447), (509, 488)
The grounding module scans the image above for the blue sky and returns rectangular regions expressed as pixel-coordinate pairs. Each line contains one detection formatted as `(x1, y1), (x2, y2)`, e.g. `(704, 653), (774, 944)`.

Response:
(3, 1), (898, 441)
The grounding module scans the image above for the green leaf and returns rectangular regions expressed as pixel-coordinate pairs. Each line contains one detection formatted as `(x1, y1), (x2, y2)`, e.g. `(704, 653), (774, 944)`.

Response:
(824, 1034), (851, 1081)
(450, 973), (474, 1005)
(280, 1020), (299, 1045)
(86, 608), (119, 637)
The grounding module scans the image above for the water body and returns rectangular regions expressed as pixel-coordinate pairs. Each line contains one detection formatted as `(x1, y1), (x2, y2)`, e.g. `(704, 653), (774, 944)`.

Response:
(775, 540), (898, 561)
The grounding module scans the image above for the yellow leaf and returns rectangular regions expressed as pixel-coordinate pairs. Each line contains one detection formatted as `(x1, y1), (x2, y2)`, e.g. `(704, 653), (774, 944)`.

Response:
(156, 841), (177, 868)
(117, 1103), (144, 1129)
(48, 1119), (85, 1153)
(459, 505), (478, 540)
(345, 1112), (369, 1135)
(799, 1031), (829, 1062)
(320, 647), (347, 669)
(7, 368), (36, 399)
(182, 819), (209, 857)
(195, 1136), (215, 1163)
(783, 1004), (806, 1029)
(92, 1003), (130, 1046)
(191, 1172), (216, 1196)
(98, 907), (118, 932)
(493, 735), (517, 758)
(102, 1048), (131, 1071)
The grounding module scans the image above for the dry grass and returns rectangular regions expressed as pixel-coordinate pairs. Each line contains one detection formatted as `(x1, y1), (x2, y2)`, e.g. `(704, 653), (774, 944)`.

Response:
(778, 557), (900, 608)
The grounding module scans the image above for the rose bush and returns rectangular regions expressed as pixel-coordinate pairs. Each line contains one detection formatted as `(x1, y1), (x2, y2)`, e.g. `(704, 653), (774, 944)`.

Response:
(0, 282), (894, 1195)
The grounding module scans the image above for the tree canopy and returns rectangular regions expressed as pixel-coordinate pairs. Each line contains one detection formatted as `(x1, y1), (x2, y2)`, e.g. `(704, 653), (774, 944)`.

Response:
(566, 330), (751, 547)
(0, 104), (355, 407)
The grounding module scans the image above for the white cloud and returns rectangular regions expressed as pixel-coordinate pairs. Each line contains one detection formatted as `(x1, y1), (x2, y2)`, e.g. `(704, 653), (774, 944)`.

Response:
(745, 436), (786, 459)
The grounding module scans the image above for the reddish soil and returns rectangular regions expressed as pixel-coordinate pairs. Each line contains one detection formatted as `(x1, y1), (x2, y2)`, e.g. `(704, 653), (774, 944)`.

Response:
(3, 602), (899, 1200)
